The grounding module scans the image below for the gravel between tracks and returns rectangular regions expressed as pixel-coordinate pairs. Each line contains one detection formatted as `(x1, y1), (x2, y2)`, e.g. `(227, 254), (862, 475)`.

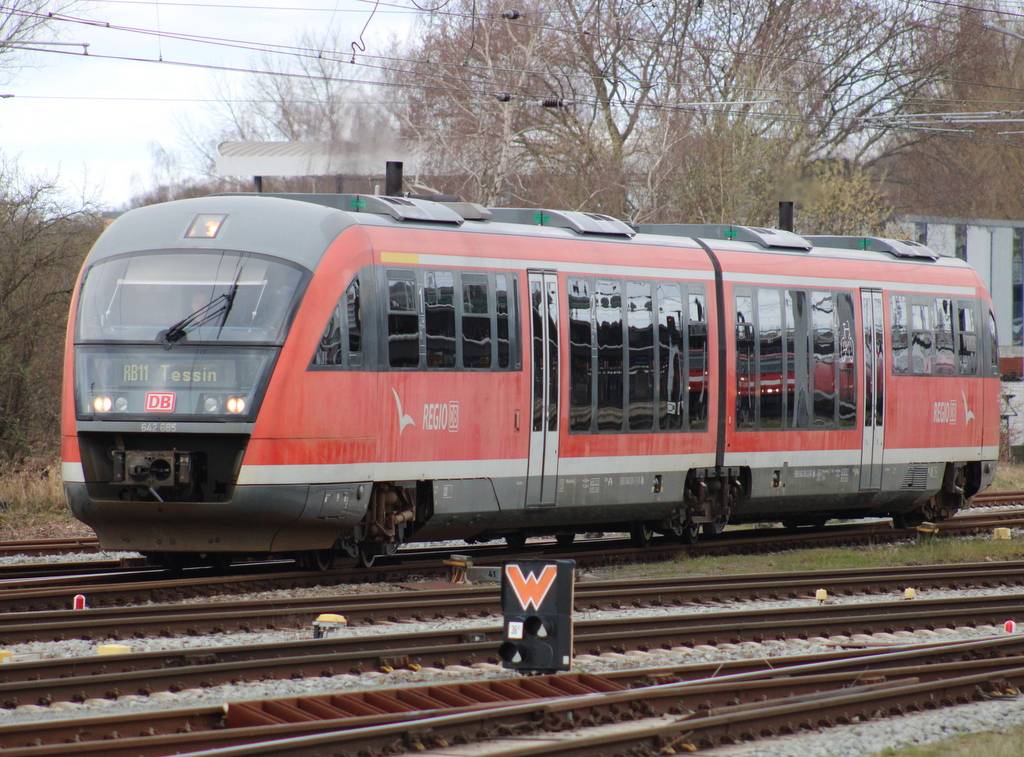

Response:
(3, 553), (1024, 755)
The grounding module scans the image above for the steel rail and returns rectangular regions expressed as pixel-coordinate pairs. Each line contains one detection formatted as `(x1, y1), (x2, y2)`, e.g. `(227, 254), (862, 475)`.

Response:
(0, 505), (1014, 605)
(5, 592), (1024, 706)
(3, 558), (1024, 644)
(1, 636), (1023, 756)
(7, 653), (1018, 757)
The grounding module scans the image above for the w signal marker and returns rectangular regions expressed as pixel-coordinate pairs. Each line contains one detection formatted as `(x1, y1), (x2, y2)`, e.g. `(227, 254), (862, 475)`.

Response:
(504, 564), (558, 611)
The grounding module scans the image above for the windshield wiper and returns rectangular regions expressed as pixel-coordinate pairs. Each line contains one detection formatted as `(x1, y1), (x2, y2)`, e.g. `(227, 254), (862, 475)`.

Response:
(161, 290), (235, 346)
(215, 274), (241, 339)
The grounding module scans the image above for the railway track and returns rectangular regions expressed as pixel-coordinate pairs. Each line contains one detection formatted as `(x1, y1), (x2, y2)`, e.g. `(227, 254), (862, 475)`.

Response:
(0, 511), (1023, 755)
(0, 556), (1023, 645)
(4, 580), (1024, 706)
(0, 506), (1021, 615)
(0, 631), (1022, 755)
(0, 537), (99, 557)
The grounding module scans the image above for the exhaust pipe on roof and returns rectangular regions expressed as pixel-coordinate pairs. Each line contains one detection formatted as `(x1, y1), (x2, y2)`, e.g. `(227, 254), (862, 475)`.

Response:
(386, 161), (403, 197)
(779, 201), (794, 232)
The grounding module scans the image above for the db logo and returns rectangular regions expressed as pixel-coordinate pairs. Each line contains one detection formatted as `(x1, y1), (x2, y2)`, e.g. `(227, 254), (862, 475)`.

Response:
(145, 392), (176, 412)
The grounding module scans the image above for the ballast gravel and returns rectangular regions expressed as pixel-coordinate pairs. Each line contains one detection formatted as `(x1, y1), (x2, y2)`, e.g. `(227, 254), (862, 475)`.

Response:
(4, 557), (1024, 754)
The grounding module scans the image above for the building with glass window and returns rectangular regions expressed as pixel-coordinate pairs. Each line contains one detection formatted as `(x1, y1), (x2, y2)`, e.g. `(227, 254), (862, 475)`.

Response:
(903, 216), (1023, 377)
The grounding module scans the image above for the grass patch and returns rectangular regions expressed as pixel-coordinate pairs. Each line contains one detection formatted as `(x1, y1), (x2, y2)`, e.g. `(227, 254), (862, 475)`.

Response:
(599, 535), (1024, 581)
(992, 461), (1024, 492)
(0, 463), (91, 540)
(871, 726), (1024, 756)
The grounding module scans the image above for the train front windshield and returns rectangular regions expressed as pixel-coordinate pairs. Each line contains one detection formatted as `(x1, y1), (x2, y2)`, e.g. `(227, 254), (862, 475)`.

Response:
(76, 250), (305, 344)
(73, 250), (308, 422)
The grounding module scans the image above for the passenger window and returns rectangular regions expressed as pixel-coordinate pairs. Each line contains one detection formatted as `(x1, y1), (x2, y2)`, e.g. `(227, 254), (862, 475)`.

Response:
(496, 274), (511, 369)
(387, 270), (419, 368)
(910, 300), (933, 375)
(957, 301), (978, 376)
(312, 275), (362, 369)
(988, 310), (1000, 376)
(836, 292), (856, 428)
(687, 289), (708, 431)
(596, 279), (624, 432)
(346, 277), (361, 365)
(462, 273), (491, 369)
(786, 290), (811, 429)
(657, 283), (684, 431)
(735, 292), (755, 429)
(812, 291), (835, 428)
(425, 270), (456, 368)
(890, 295), (909, 375)
(934, 298), (955, 375)
(758, 289), (783, 429)
(569, 277), (594, 432)
(313, 305), (343, 366)
(627, 281), (654, 431)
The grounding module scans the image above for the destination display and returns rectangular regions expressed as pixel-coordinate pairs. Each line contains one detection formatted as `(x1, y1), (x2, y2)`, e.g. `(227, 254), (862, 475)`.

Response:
(117, 360), (234, 386)
(74, 345), (275, 420)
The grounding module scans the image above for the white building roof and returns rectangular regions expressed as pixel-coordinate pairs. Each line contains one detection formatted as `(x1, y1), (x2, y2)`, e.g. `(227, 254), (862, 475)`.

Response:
(215, 140), (416, 177)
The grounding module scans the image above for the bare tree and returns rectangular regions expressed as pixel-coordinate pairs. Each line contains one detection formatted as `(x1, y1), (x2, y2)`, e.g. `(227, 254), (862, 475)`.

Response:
(0, 0), (81, 82)
(387, 0), (966, 224)
(174, 29), (398, 192)
(0, 158), (98, 463)
(878, 2), (1024, 220)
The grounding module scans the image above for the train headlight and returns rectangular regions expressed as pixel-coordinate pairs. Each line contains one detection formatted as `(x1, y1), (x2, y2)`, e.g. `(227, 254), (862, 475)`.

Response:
(204, 396), (220, 413)
(93, 396), (112, 413)
(114, 397), (129, 412)
(226, 397), (246, 414)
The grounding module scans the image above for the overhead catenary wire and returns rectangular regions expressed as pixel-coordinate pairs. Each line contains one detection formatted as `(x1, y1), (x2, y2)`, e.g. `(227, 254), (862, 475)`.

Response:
(11, 3), (1024, 146)
(17, 2), (1024, 113)
(19, 2), (1015, 109)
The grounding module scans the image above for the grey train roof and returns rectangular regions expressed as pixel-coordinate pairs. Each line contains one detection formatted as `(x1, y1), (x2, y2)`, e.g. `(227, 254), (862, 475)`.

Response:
(88, 193), (965, 273)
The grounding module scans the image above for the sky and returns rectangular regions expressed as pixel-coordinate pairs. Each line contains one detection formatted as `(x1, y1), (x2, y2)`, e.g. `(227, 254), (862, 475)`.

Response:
(2, 0), (418, 209)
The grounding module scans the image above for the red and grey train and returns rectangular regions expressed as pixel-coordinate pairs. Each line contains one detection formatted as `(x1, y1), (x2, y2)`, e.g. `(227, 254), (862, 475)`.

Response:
(61, 193), (1001, 567)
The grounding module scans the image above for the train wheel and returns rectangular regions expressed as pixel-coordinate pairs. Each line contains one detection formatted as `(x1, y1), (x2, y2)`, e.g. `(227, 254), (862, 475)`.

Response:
(630, 522), (653, 548)
(680, 522), (700, 545)
(298, 549), (333, 572)
(505, 533), (527, 549)
(358, 543), (379, 568)
(555, 533), (575, 547)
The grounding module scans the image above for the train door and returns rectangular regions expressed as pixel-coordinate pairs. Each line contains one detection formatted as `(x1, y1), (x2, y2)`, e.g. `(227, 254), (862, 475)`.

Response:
(859, 289), (885, 489)
(526, 271), (559, 506)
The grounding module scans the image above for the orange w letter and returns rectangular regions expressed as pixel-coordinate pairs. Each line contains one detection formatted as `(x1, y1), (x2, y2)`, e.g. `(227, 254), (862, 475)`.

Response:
(505, 564), (558, 611)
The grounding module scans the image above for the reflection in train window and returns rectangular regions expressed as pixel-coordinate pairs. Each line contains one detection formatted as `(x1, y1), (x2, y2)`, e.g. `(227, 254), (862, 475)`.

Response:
(837, 291), (856, 428)
(596, 279), (624, 432)
(627, 281), (654, 431)
(934, 298), (955, 376)
(891, 295), (909, 375)
(687, 290), (709, 431)
(786, 290), (811, 429)
(425, 270), (456, 368)
(758, 289), (783, 428)
(569, 278), (593, 432)
(658, 283), (684, 431)
(388, 270), (419, 368)
(735, 292), (755, 429)
(812, 291), (835, 428)
(957, 300), (978, 376)
(568, 277), (709, 435)
(462, 273), (491, 369)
